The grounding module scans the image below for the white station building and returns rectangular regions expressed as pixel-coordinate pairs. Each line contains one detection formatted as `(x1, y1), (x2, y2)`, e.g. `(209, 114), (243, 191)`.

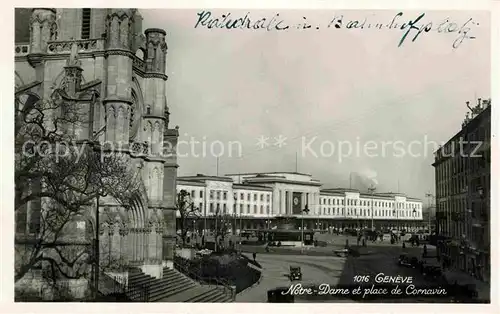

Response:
(176, 172), (423, 233)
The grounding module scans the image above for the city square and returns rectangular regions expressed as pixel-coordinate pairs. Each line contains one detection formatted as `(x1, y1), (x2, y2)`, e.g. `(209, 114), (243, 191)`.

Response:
(12, 7), (491, 304)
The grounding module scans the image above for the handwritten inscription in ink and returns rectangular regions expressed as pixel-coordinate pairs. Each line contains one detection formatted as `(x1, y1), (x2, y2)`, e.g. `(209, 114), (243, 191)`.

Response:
(194, 11), (479, 49)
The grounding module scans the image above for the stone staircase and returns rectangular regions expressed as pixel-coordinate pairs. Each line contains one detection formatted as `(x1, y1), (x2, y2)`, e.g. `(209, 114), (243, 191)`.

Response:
(125, 267), (233, 302)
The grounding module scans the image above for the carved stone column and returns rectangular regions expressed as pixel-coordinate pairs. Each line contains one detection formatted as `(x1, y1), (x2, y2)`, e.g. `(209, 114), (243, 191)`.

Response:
(119, 223), (129, 269)
(144, 223), (152, 263)
(128, 228), (135, 265)
(107, 222), (115, 268)
(155, 221), (163, 263)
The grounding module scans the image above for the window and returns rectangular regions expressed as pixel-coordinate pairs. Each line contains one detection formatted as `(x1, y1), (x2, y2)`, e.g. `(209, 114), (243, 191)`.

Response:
(260, 194), (263, 201)
(28, 205), (41, 234)
(81, 8), (92, 39)
(266, 205), (270, 213)
(253, 194), (257, 201)
(247, 204), (250, 213)
(16, 207), (27, 233)
(240, 204), (243, 213)
(223, 204), (226, 213)
(210, 191), (214, 199)
(247, 194), (250, 201)
(210, 203), (214, 213)
(199, 203), (203, 210)
(200, 191), (203, 198)
(191, 190), (195, 198)
(253, 205), (257, 213)
(260, 205), (263, 214)
(217, 191), (220, 200)
(240, 193), (244, 200)
(267, 195), (270, 202)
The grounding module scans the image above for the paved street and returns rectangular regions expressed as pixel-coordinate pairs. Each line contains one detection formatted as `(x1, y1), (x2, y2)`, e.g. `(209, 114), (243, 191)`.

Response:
(236, 253), (347, 302)
(236, 238), (455, 303)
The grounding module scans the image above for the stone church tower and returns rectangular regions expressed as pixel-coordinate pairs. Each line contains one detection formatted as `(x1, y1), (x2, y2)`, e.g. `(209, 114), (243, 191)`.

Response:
(15, 8), (179, 297)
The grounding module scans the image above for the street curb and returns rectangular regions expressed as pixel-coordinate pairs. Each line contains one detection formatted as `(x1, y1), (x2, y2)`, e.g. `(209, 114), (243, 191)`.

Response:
(237, 268), (263, 296)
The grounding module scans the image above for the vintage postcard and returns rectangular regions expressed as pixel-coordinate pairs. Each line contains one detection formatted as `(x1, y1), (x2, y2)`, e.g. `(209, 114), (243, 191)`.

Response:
(8, 1), (495, 309)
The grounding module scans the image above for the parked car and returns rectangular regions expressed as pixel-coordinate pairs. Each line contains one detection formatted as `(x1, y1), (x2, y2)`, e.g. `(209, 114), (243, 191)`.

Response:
(289, 266), (302, 281)
(268, 287), (294, 303)
(450, 283), (478, 302)
(397, 254), (411, 266)
(334, 248), (349, 257)
(397, 254), (419, 268)
(334, 248), (360, 257)
(422, 265), (442, 279)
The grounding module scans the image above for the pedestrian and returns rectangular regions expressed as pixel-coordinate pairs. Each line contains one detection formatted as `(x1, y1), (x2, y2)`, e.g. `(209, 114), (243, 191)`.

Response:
(402, 242), (406, 249)
(423, 244), (428, 258)
(253, 252), (257, 261)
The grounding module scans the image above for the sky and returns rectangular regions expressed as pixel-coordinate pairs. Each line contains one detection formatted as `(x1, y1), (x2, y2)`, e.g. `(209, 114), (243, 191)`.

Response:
(141, 9), (490, 200)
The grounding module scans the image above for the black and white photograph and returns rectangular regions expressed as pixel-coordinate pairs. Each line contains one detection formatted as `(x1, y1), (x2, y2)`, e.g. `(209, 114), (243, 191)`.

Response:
(9, 2), (495, 306)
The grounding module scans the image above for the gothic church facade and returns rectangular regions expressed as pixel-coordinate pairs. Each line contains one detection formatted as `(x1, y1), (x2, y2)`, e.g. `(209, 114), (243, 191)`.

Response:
(15, 8), (179, 296)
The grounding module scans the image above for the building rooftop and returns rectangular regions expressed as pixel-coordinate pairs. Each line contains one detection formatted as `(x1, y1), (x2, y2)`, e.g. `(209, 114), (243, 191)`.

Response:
(177, 174), (233, 182)
(233, 184), (273, 191)
(434, 98), (491, 160)
(225, 171), (312, 177)
(321, 188), (360, 193)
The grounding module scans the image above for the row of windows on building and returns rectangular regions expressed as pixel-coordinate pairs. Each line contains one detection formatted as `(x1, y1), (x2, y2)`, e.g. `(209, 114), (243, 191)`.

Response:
(436, 154), (490, 198)
(439, 219), (484, 245)
(181, 189), (271, 203)
(321, 198), (420, 210)
(201, 202), (271, 215)
(321, 207), (420, 217)
(194, 202), (420, 218)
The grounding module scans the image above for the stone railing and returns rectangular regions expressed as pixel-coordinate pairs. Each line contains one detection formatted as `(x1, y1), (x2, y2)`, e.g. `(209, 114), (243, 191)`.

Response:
(47, 38), (105, 54)
(15, 43), (30, 57)
(129, 141), (150, 157)
(132, 55), (145, 71)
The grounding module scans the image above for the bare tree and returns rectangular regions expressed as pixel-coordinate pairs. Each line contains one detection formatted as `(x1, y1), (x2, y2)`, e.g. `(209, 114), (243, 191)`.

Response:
(214, 210), (231, 250)
(176, 190), (200, 247)
(14, 90), (141, 299)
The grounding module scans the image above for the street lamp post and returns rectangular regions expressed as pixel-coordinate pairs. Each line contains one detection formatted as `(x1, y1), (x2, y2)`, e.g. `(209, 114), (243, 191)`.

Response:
(369, 186), (376, 231)
(393, 204), (398, 232)
(203, 187), (207, 236)
(215, 205), (219, 252)
(425, 193), (435, 233)
(233, 195), (237, 236)
(302, 204), (310, 252)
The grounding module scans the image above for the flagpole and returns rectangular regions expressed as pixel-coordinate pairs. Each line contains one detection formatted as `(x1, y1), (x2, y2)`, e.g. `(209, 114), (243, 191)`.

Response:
(295, 152), (298, 172)
(216, 156), (219, 176)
